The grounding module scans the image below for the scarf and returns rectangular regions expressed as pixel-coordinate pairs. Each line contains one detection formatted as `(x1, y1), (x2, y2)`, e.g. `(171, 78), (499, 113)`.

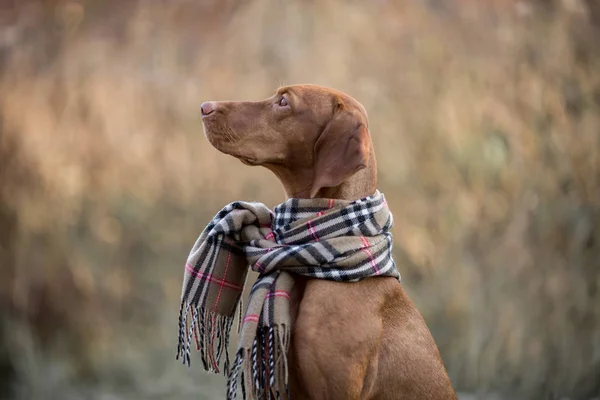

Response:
(176, 190), (400, 399)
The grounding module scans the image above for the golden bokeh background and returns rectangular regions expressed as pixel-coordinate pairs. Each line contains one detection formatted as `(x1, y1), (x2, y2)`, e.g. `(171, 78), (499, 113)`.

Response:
(1, 0), (599, 399)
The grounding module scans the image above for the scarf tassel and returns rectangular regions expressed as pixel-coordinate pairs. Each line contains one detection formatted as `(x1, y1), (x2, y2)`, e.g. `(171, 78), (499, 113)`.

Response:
(226, 325), (290, 400)
(176, 302), (235, 375)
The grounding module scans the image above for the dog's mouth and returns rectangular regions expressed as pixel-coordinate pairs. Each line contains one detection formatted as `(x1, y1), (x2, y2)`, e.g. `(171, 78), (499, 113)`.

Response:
(202, 123), (260, 165)
(203, 119), (238, 144)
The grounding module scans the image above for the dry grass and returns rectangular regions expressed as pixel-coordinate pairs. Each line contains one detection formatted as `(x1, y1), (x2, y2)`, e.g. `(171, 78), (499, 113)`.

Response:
(1, 0), (599, 399)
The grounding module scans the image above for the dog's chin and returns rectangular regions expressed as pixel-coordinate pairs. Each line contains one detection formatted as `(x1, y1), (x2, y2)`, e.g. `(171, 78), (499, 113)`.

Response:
(203, 127), (264, 166)
(206, 136), (259, 166)
(237, 155), (260, 166)
(204, 130), (236, 153)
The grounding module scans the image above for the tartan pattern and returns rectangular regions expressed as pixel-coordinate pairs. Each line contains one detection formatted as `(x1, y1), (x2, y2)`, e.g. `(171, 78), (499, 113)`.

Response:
(176, 191), (400, 399)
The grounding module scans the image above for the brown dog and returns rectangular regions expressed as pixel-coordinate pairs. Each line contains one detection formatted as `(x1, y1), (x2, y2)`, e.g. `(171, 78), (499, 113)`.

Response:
(200, 84), (457, 400)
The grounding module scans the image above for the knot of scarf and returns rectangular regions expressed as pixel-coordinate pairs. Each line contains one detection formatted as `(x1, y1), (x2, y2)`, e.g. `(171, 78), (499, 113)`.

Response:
(176, 190), (400, 399)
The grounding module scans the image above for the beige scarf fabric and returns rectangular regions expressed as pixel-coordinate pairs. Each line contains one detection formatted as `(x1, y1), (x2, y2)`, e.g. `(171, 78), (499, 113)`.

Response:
(176, 191), (400, 399)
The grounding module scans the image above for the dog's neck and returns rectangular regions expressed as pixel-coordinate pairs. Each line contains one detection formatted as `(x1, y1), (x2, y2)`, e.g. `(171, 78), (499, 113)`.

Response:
(268, 146), (378, 201)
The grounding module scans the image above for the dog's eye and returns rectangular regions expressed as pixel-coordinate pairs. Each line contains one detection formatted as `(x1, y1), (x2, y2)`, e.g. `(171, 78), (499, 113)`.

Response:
(278, 97), (288, 107)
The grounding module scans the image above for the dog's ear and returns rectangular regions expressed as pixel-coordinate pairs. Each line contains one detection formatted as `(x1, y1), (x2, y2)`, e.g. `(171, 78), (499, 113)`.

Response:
(310, 103), (370, 198)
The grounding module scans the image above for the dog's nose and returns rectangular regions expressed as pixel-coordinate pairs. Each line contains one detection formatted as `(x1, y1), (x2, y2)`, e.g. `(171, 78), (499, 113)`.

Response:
(201, 102), (215, 116)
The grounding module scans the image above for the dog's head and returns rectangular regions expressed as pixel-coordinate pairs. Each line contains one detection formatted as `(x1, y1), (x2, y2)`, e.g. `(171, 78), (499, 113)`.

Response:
(201, 84), (375, 199)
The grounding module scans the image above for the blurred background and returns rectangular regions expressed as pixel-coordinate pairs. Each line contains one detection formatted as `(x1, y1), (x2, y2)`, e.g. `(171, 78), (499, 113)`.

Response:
(0, 0), (599, 399)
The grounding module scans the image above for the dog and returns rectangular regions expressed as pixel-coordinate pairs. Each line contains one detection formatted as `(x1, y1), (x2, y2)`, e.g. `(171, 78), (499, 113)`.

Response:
(200, 84), (457, 399)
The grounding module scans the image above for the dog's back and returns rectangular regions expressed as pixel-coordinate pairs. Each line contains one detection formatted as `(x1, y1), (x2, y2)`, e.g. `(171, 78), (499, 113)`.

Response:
(288, 277), (456, 400)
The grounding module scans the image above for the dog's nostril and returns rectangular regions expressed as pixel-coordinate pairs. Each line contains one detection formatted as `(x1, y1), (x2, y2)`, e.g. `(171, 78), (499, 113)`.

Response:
(201, 102), (215, 116)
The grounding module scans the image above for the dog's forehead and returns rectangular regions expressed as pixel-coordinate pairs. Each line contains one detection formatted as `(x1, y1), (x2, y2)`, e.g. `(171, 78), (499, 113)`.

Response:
(276, 84), (367, 116)
(277, 84), (336, 100)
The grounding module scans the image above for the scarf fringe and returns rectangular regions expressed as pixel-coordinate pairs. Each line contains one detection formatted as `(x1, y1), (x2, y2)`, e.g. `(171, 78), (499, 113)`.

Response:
(176, 302), (235, 375)
(226, 325), (290, 400)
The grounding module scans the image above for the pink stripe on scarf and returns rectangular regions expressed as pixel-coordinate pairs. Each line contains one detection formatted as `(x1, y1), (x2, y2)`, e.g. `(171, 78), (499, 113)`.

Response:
(360, 236), (378, 273)
(266, 290), (290, 299)
(185, 263), (243, 291)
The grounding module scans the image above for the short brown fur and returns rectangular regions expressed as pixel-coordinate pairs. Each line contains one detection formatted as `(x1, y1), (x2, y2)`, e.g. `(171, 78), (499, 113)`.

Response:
(201, 84), (457, 399)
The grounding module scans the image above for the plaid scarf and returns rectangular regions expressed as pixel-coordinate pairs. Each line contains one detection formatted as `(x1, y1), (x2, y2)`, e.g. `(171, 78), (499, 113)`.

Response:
(176, 190), (400, 399)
